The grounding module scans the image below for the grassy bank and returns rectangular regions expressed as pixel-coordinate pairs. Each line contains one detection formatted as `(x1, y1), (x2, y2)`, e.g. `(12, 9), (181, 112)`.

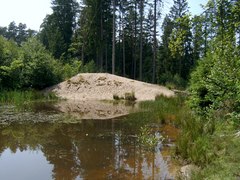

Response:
(0, 90), (58, 106)
(151, 96), (240, 179)
(122, 95), (187, 130)
(125, 95), (240, 179)
(190, 121), (240, 179)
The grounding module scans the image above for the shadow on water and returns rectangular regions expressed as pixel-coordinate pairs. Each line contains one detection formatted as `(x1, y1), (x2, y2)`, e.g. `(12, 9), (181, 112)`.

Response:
(0, 100), (179, 180)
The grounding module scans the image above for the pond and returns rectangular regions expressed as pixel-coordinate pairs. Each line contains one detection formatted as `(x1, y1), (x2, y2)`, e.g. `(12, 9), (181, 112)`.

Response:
(0, 101), (179, 180)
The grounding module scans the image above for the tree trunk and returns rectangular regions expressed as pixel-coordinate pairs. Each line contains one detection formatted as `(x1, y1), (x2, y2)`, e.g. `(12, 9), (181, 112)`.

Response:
(81, 45), (84, 64)
(134, 0), (137, 80)
(122, 7), (126, 77)
(100, 0), (104, 72)
(152, 0), (157, 83)
(139, 0), (143, 81)
(105, 44), (108, 72)
(112, 0), (116, 74)
(123, 28), (126, 77)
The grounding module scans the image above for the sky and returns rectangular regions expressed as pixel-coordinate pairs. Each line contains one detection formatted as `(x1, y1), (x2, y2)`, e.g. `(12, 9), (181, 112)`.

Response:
(0, 0), (208, 31)
(0, 0), (52, 31)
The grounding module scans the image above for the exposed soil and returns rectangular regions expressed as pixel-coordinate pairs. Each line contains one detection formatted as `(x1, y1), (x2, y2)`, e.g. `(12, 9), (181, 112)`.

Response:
(45, 73), (174, 101)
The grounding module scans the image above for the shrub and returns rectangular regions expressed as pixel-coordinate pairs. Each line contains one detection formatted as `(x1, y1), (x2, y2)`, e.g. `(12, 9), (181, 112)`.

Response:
(188, 39), (240, 118)
(124, 92), (137, 101)
(20, 37), (62, 89)
(113, 94), (121, 100)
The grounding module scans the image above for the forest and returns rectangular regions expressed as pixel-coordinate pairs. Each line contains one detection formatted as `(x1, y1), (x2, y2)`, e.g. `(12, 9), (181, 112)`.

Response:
(0, 0), (240, 178)
(0, 0), (238, 90)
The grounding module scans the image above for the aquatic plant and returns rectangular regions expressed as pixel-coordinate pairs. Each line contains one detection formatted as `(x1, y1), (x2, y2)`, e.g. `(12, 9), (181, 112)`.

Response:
(137, 125), (164, 151)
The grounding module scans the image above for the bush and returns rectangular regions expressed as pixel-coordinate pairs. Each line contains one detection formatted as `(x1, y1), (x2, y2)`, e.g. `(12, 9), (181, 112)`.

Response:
(188, 39), (240, 118)
(113, 94), (123, 100)
(20, 38), (62, 89)
(124, 92), (136, 101)
(61, 59), (96, 80)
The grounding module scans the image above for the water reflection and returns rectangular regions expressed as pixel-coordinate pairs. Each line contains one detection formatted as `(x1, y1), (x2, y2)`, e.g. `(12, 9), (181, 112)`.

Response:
(0, 100), (137, 124)
(53, 100), (137, 120)
(0, 149), (53, 180)
(0, 119), (174, 179)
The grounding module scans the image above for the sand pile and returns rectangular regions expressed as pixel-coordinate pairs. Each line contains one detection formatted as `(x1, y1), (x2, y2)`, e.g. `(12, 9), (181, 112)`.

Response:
(45, 73), (174, 101)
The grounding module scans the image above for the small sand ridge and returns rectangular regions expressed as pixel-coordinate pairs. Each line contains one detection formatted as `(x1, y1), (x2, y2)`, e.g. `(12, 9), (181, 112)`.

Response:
(45, 73), (174, 101)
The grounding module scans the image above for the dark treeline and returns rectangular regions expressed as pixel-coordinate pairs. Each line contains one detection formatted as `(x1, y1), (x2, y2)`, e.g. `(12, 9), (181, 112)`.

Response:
(0, 0), (239, 90)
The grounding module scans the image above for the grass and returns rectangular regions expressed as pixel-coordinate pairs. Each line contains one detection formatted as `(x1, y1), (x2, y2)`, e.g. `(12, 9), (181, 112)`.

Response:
(0, 90), (58, 106)
(120, 95), (186, 147)
(189, 121), (240, 179)
(171, 98), (240, 179)
(123, 95), (240, 179)
(139, 95), (187, 125)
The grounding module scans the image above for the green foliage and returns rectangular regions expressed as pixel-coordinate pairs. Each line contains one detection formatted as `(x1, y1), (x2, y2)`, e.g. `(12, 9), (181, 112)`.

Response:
(0, 21), (36, 45)
(80, 60), (96, 73)
(0, 37), (63, 90)
(188, 39), (240, 117)
(0, 60), (23, 89)
(158, 1), (194, 83)
(158, 73), (187, 89)
(62, 60), (82, 79)
(0, 90), (58, 106)
(0, 35), (98, 90)
(139, 95), (187, 125)
(191, 121), (240, 179)
(168, 14), (193, 79)
(20, 37), (62, 89)
(176, 115), (215, 165)
(61, 59), (96, 80)
(179, 1), (240, 173)
(0, 36), (19, 66)
(39, 0), (79, 59)
(137, 126), (164, 151)
(192, 15), (205, 60)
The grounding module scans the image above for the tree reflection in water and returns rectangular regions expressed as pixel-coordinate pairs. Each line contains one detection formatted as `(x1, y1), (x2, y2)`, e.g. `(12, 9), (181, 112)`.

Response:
(0, 119), (174, 179)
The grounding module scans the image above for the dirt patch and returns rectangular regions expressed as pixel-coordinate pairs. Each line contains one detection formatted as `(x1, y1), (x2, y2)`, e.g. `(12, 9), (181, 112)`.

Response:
(45, 73), (175, 101)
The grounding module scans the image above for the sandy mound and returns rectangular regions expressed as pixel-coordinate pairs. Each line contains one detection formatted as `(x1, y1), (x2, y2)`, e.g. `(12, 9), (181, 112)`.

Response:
(46, 73), (174, 101)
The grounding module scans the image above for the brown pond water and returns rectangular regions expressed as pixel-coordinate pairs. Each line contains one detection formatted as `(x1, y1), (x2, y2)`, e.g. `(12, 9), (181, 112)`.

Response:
(0, 101), (179, 180)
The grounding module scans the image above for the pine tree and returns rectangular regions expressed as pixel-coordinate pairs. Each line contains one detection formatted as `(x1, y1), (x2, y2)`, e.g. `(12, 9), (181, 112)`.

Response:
(168, 0), (193, 80)
(192, 15), (205, 61)
(153, 0), (162, 83)
(139, 0), (144, 80)
(112, 0), (116, 74)
(39, 0), (79, 60)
